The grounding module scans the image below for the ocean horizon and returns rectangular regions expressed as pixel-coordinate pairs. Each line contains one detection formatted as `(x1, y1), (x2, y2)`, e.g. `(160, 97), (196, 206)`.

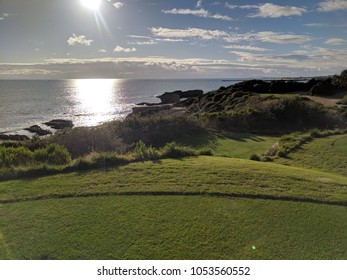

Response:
(0, 78), (237, 135)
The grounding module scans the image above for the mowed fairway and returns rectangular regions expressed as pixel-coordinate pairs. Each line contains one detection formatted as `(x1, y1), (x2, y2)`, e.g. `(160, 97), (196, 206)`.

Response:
(0, 196), (346, 260)
(0, 155), (346, 259)
(209, 133), (278, 159)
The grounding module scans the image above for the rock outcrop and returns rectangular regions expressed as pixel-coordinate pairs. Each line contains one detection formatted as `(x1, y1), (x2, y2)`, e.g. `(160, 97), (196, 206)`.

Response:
(25, 125), (52, 136)
(157, 89), (204, 104)
(0, 134), (29, 141)
(44, 119), (74, 129)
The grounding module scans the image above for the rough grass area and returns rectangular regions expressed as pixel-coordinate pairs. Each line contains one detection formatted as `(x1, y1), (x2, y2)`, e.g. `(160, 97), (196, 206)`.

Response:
(208, 133), (278, 158)
(276, 134), (347, 176)
(0, 157), (346, 205)
(0, 196), (345, 260)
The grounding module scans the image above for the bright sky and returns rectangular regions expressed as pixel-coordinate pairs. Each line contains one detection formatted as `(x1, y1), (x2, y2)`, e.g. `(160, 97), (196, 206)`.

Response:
(0, 0), (347, 79)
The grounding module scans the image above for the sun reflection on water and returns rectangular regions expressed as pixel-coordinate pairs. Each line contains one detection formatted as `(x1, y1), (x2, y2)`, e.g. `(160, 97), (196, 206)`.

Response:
(73, 79), (118, 126)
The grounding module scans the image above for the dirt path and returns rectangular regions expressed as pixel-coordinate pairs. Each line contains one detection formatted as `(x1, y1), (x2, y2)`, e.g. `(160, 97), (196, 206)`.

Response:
(304, 90), (346, 107)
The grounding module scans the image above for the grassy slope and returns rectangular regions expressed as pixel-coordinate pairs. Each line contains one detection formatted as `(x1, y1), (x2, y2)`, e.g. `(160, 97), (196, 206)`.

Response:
(0, 157), (346, 205)
(208, 133), (278, 158)
(1, 196), (346, 260)
(0, 134), (346, 260)
(276, 134), (347, 176)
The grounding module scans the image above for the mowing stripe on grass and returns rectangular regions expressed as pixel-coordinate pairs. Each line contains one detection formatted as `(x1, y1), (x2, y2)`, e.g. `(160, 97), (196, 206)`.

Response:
(1, 191), (346, 207)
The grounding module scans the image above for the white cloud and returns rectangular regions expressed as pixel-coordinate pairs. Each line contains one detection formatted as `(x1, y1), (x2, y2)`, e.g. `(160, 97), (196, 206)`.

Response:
(304, 23), (329, 27)
(318, 0), (347, 12)
(113, 45), (137, 53)
(2, 48), (346, 79)
(150, 27), (230, 41)
(254, 32), (312, 44)
(150, 27), (312, 45)
(129, 40), (157, 45)
(225, 3), (259, 10)
(250, 3), (307, 18)
(161, 8), (232, 21)
(225, 3), (306, 18)
(325, 38), (347, 45)
(196, 1), (203, 8)
(98, 49), (107, 53)
(162, 8), (208, 17)
(224, 45), (271, 52)
(0, 13), (11, 20)
(67, 34), (93, 46)
(113, 2), (124, 9)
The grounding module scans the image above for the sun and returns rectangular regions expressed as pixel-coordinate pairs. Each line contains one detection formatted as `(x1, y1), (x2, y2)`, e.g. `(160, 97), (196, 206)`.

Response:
(80, 0), (101, 10)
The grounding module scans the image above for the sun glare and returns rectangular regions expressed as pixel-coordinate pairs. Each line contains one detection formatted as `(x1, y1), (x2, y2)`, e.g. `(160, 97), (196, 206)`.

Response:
(80, 0), (101, 10)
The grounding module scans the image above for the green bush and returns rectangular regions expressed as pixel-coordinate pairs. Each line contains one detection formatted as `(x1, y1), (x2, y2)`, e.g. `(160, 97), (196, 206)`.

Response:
(0, 146), (34, 167)
(132, 141), (159, 161)
(160, 142), (198, 158)
(33, 144), (72, 165)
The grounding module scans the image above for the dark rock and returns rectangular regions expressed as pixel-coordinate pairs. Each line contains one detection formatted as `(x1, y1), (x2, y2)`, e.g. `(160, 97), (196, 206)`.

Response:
(25, 125), (52, 136)
(157, 91), (181, 104)
(132, 104), (173, 115)
(179, 89), (203, 99)
(157, 89), (204, 104)
(233, 79), (270, 93)
(136, 102), (161, 106)
(44, 119), (74, 129)
(0, 134), (29, 141)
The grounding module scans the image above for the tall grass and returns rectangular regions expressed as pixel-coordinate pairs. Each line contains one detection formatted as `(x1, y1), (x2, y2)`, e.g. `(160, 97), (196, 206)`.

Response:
(266, 128), (346, 158)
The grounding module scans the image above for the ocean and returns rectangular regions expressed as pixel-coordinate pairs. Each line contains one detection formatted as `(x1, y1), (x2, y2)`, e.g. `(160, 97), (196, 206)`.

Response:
(0, 79), (236, 135)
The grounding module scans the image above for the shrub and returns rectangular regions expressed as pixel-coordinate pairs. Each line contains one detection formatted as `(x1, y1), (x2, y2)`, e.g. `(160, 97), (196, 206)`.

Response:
(250, 154), (261, 161)
(0, 146), (34, 167)
(33, 144), (72, 165)
(132, 141), (159, 161)
(276, 148), (288, 158)
(160, 142), (198, 158)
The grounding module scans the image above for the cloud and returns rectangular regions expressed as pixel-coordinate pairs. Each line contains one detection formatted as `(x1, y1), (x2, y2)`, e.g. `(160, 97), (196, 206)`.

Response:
(196, 1), (203, 8)
(161, 8), (232, 21)
(113, 45), (137, 52)
(251, 3), (307, 18)
(224, 45), (271, 52)
(150, 27), (230, 41)
(0, 13), (11, 20)
(98, 49), (107, 53)
(304, 23), (329, 27)
(225, 3), (258, 9)
(254, 31), (312, 44)
(150, 27), (312, 45)
(318, 0), (347, 12)
(128, 40), (157, 45)
(67, 34), (93, 46)
(225, 3), (306, 18)
(325, 38), (347, 45)
(113, 2), (124, 9)
(1, 48), (347, 79)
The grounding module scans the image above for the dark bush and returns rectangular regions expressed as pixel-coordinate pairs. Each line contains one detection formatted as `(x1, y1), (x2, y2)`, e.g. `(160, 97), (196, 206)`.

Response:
(250, 154), (261, 161)
(33, 144), (72, 165)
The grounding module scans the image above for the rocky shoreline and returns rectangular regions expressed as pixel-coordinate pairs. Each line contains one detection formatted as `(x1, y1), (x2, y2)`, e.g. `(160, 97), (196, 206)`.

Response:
(2, 72), (346, 142)
(0, 119), (74, 141)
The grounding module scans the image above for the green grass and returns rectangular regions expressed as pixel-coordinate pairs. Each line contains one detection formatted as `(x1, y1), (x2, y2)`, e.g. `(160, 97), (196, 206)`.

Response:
(0, 157), (346, 205)
(0, 196), (346, 260)
(206, 133), (278, 159)
(276, 134), (347, 176)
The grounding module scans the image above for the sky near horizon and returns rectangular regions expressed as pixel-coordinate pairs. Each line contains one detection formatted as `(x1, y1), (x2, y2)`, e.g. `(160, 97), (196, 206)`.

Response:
(0, 0), (347, 79)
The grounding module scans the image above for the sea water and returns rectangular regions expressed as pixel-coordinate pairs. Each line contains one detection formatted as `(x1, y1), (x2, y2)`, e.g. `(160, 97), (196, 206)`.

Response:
(0, 79), (236, 134)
